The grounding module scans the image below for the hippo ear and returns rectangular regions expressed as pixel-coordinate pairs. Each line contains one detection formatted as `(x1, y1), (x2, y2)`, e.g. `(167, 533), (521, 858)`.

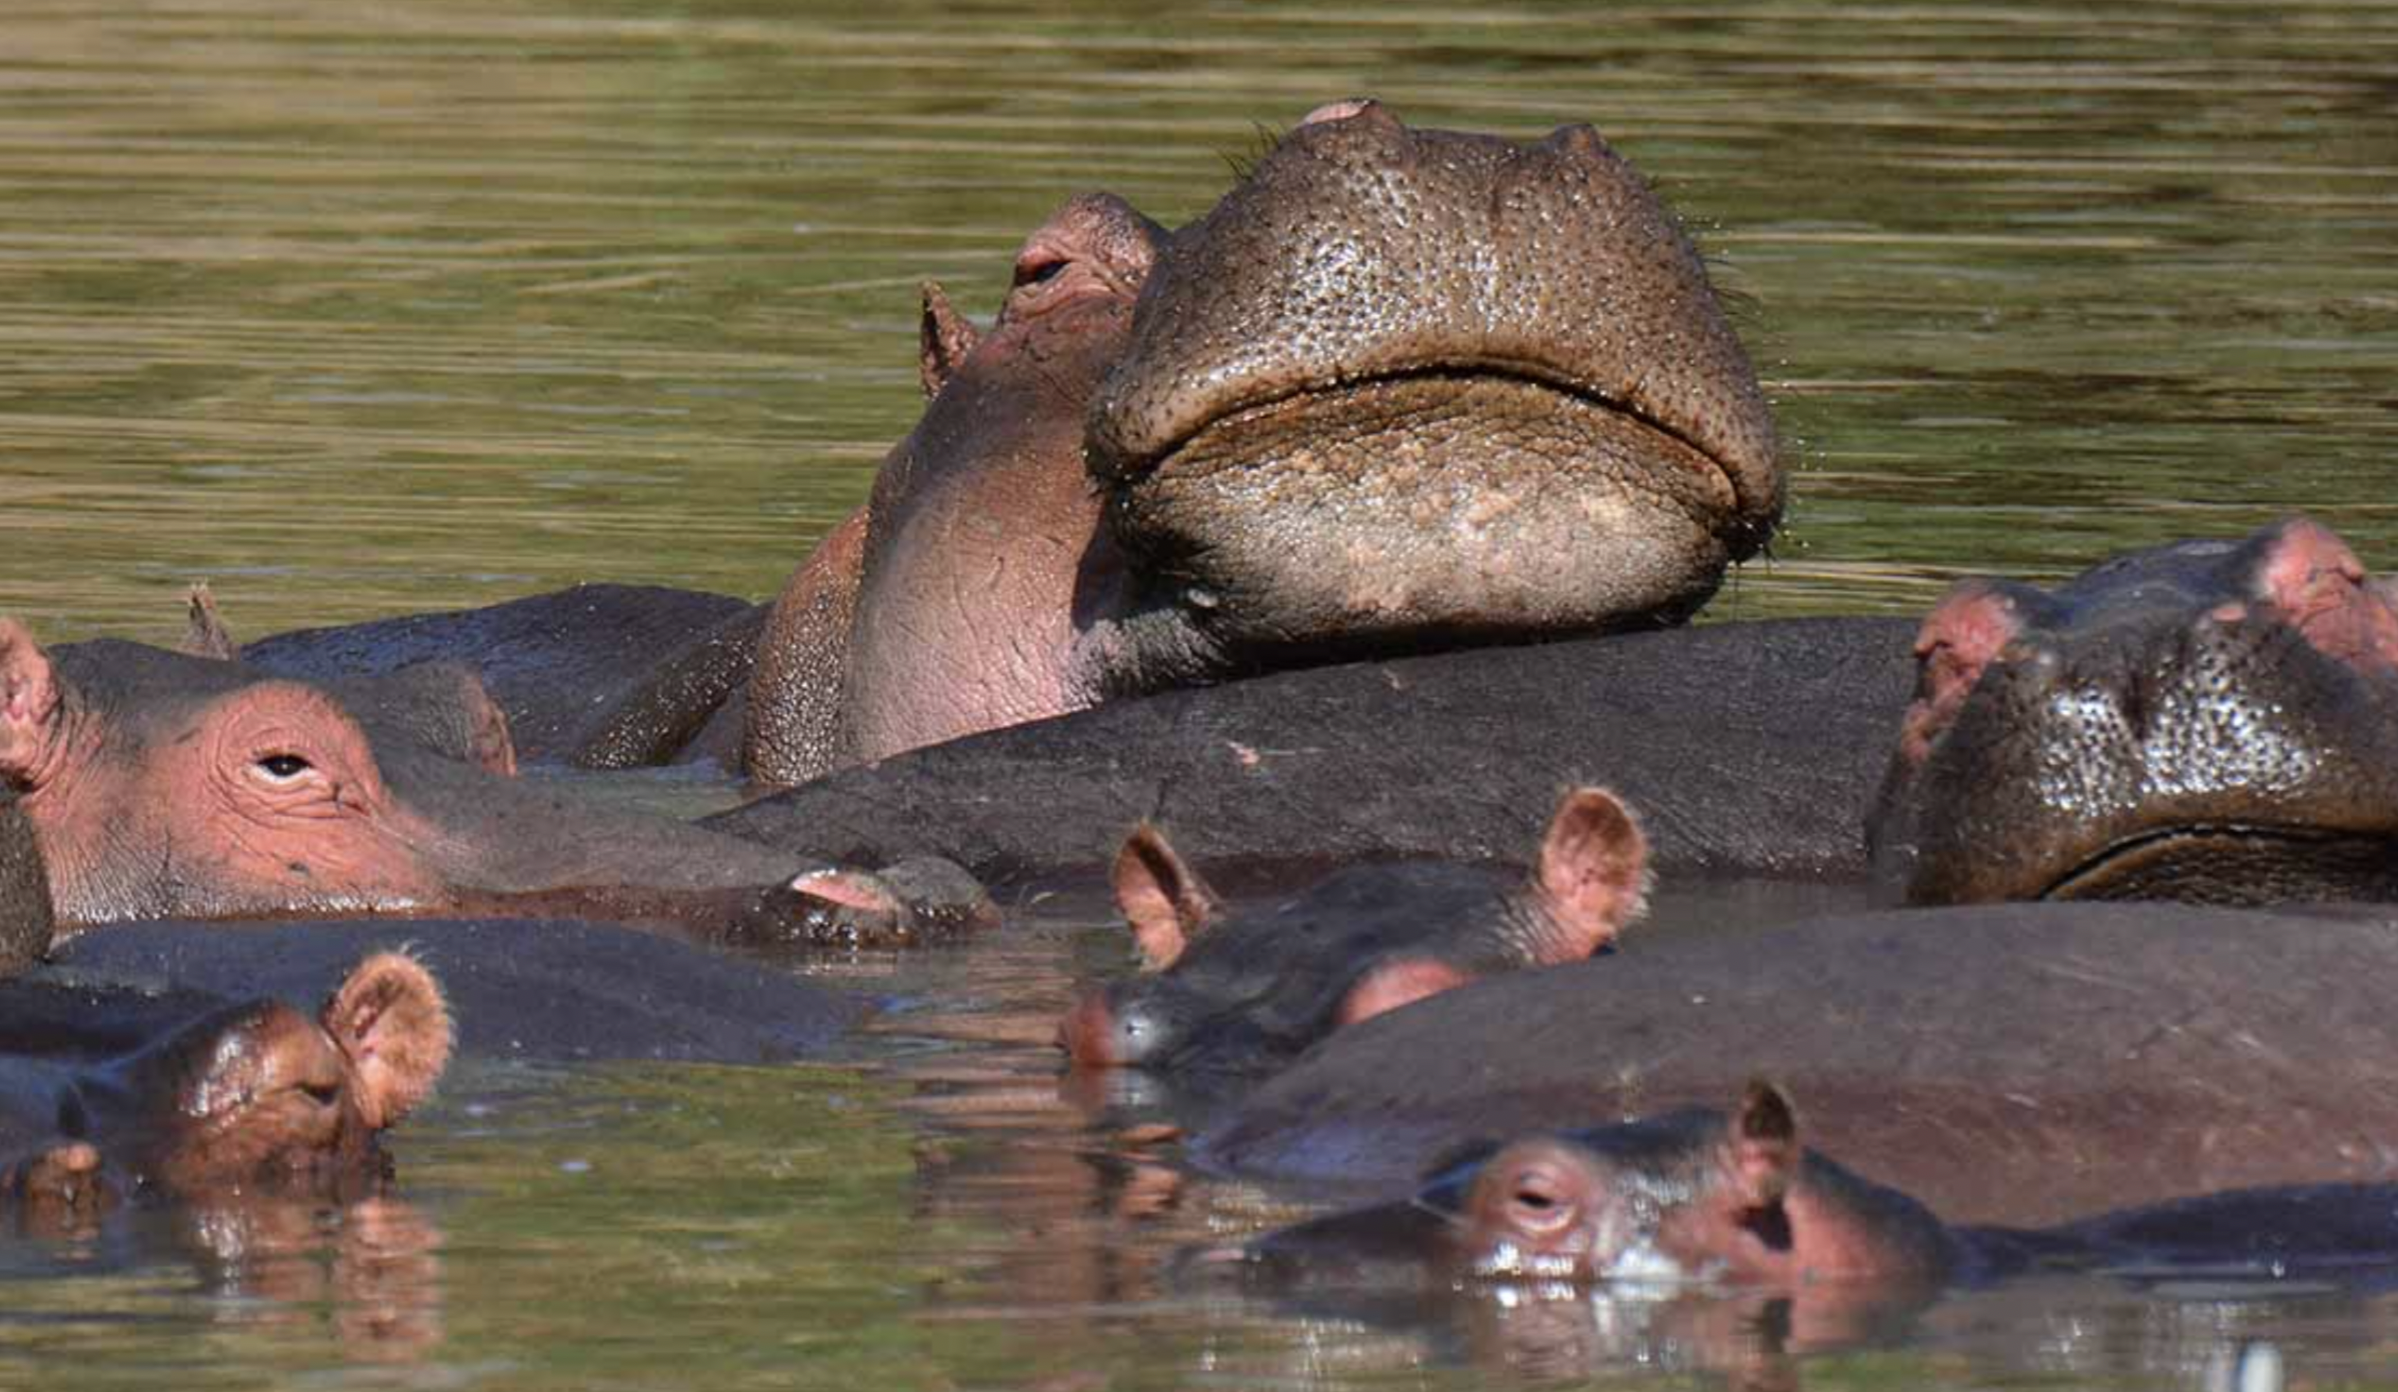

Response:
(0, 619), (64, 790)
(181, 583), (238, 660)
(323, 953), (454, 1130)
(1529, 788), (1651, 961)
(1111, 822), (1222, 970)
(919, 280), (981, 398)
(1727, 1079), (1801, 1208)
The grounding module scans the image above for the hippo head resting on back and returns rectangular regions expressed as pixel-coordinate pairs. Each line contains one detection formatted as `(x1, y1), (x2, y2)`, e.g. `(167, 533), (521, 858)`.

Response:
(1868, 515), (2398, 905)
(1086, 99), (1782, 684)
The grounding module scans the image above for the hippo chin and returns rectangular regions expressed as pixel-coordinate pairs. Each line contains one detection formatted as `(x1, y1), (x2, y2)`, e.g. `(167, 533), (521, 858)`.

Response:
(0, 619), (990, 942)
(742, 101), (1780, 785)
(1869, 514), (2398, 905)
(2, 951), (450, 1222)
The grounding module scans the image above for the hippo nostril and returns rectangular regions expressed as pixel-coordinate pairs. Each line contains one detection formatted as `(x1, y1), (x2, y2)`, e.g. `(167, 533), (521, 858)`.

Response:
(1012, 256), (1069, 289)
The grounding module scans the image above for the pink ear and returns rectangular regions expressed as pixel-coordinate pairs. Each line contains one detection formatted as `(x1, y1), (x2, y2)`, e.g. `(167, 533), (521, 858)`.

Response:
(1336, 956), (1477, 1026)
(181, 583), (238, 660)
(1530, 788), (1651, 961)
(1110, 822), (1222, 970)
(0, 619), (63, 789)
(919, 280), (981, 398)
(323, 953), (453, 1130)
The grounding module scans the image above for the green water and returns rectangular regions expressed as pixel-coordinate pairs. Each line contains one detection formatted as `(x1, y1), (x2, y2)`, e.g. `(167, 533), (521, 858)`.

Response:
(5, 0), (2398, 1387)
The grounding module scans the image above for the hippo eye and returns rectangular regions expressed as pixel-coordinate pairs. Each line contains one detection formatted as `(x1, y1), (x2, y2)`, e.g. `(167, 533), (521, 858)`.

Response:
(297, 1080), (342, 1107)
(1505, 1168), (1578, 1237)
(1012, 256), (1069, 288)
(256, 752), (314, 780)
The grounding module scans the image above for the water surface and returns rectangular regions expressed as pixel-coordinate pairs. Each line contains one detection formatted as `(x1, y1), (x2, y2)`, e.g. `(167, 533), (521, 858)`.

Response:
(4, 1), (2397, 1388)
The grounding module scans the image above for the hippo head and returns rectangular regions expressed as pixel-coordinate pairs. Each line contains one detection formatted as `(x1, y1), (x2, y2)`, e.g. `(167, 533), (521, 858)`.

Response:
(0, 621), (925, 929)
(1211, 1083), (1954, 1297)
(8, 952), (450, 1213)
(1057, 788), (1650, 1073)
(1867, 516), (2398, 905)
(1087, 100), (1780, 676)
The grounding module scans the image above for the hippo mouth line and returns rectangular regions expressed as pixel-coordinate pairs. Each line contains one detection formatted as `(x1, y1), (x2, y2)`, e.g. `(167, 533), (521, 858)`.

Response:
(1138, 365), (1743, 504)
(2042, 824), (2383, 899)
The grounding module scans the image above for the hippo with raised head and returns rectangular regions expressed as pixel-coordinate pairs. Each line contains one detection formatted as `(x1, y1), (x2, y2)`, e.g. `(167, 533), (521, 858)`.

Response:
(1868, 513), (2398, 905)
(744, 192), (1162, 783)
(1056, 788), (1650, 1076)
(0, 619), (990, 944)
(738, 100), (1781, 784)
(2, 951), (451, 1224)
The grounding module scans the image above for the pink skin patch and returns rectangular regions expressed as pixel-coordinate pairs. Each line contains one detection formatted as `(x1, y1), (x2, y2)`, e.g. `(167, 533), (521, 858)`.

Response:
(789, 870), (901, 918)
(2253, 517), (2398, 672)
(1055, 990), (1120, 1068)
(1335, 958), (1477, 1027)
(1898, 584), (2023, 766)
(1297, 98), (1379, 127)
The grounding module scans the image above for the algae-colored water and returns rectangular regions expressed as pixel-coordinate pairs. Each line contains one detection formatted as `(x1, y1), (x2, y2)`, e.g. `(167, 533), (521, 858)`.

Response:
(4, 2), (2398, 1387)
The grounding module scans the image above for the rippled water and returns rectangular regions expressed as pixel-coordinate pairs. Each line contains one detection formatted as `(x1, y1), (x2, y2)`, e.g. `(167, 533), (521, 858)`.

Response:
(5, 1), (2398, 1388)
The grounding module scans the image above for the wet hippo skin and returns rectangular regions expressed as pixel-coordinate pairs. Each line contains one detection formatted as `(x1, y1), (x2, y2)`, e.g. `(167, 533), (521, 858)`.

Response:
(1869, 515), (2398, 905)
(713, 616), (1918, 886)
(1193, 900), (2398, 1227)
(30, 918), (869, 1063)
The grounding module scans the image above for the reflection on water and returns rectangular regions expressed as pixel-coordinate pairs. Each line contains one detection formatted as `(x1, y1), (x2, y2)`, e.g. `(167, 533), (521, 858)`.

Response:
(5, 0), (2398, 1386)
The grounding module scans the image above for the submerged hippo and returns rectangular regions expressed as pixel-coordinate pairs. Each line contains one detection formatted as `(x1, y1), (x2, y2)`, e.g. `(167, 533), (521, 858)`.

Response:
(2, 951), (451, 1222)
(1869, 513), (2398, 905)
(1211, 1082), (2398, 1302)
(1056, 788), (1651, 1076)
(739, 99), (1781, 784)
(1195, 900), (2398, 1227)
(0, 619), (990, 943)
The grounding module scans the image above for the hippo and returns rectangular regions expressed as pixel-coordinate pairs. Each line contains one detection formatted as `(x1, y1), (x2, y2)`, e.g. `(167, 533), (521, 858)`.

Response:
(1, 951), (451, 1224)
(0, 619), (990, 943)
(1205, 1084), (2398, 1343)
(744, 193), (1162, 784)
(738, 100), (1781, 784)
(1868, 514), (2398, 906)
(1056, 788), (1651, 1076)
(1193, 900), (2398, 1227)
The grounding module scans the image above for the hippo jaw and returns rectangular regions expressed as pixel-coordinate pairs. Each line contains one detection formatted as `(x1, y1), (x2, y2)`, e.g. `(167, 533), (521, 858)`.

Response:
(1087, 102), (1780, 667)
(2040, 825), (2398, 905)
